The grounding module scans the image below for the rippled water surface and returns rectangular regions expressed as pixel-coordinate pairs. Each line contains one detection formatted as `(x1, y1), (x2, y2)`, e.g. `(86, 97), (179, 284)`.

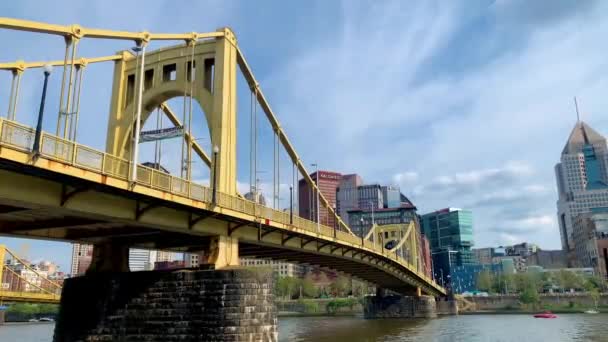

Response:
(2, 314), (607, 341)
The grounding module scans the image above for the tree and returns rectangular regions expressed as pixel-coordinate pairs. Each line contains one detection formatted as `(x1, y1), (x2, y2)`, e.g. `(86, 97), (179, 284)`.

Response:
(476, 270), (493, 292)
(583, 275), (604, 292)
(330, 275), (350, 297)
(519, 286), (539, 310)
(276, 276), (299, 300)
(557, 270), (581, 292)
(589, 288), (601, 309)
(300, 275), (318, 298)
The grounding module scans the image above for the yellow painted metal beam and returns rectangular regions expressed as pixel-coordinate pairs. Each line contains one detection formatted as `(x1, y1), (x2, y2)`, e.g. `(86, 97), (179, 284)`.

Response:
(0, 17), (223, 42)
(0, 54), (123, 71)
(0, 290), (60, 304)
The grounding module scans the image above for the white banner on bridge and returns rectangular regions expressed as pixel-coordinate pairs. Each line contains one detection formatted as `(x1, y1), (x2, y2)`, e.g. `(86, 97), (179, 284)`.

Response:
(139, 126), (184, 143)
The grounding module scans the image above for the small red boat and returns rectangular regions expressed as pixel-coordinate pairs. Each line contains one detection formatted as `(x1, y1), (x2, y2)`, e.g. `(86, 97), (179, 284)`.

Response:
(533, 311), (557, 319)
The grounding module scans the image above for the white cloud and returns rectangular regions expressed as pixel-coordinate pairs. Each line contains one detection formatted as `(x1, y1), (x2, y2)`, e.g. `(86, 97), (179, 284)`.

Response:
(393, 171), (419, 184)
(266, 1), (608, 249)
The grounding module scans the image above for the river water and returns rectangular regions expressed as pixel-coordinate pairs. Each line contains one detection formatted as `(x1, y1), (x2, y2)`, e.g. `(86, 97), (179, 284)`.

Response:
(1, 314), (607, 341)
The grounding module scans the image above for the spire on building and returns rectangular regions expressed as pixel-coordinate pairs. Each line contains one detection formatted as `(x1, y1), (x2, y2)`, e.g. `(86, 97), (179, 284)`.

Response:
(561, 121), (606, 155)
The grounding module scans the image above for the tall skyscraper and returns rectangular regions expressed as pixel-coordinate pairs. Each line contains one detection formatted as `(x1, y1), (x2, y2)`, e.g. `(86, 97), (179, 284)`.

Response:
(70, 243), (93, 276)
(298, 170), (342, 227)
(555, 120), (608, 259)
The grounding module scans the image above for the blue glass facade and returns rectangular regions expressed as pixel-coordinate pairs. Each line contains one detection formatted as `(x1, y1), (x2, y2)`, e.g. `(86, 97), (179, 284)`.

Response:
(421, 208), (475, 286)
(450, 263), (503, 293)
(583, 144), (608, 190)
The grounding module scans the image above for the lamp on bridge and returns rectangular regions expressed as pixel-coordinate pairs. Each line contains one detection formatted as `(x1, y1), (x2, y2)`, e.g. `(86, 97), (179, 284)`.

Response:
(212, 145), (219, 204)
(32, 64), (53, 158)
(289, 184), (293, 224)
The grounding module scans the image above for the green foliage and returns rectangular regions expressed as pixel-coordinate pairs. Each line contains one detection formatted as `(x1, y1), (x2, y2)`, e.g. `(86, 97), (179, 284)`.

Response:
(476, 270), (493, 292)
(326, 298), (359, 315)
(297, 299), (319, 313)
(301, 275), (318, 298)
(519, 286), (539, 309)
(275, 276), (299, 299)
(329, 275), (350, 297)
(584, 275), (604, 292)
(589, 288), (601, 309)
(351, 279), (369, 297)
(6, 303), (58, 319)
(553, 270), (582, 291)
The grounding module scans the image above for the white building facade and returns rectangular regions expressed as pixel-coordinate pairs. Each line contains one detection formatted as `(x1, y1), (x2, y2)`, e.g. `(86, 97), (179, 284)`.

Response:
(555, 121), (608, 257)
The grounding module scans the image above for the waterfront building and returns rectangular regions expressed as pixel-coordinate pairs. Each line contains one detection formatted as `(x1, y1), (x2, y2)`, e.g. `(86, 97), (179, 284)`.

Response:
(70, 243), (93, 276)
(37, 260), (59, 276)
(335, 174), (363, 226)
(572, 212), (608, 279)
(129, 249), (152, 271)
(240, 258), (305, 278)
(298, 170), (342, 227)
(348, 206), (417, 238)
(244, 191), (267, 206)
(382, 185), (401, 209)
(451, 263), (503, 294)
(555, 120), (608, 262)
(505, 242), (539, 257)
(357, 184), (384, 211)
(184, 253), (200, 268)
(492, 255), (525, 273)
(421, 208), (475, 285)
(473, 247), (494, 265)
(527, 250), (567, 269)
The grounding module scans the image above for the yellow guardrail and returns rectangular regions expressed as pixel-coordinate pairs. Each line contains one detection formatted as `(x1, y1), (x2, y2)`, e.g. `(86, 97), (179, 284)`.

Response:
(0, 290), (60, 303)
(0, 117), (444, 295)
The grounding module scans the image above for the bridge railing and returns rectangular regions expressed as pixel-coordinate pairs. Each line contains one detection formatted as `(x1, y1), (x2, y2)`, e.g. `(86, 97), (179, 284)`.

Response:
(0, 118), (442, 293)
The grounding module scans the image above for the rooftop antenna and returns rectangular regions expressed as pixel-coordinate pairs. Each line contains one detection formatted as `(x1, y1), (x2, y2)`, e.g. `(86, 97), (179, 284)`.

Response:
(574, 96), (581, 122)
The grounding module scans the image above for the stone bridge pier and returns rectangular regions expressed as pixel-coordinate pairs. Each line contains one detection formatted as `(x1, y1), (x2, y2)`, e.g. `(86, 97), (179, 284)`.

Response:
(364, 288), (458, 319)
(53, 239), (277, 342)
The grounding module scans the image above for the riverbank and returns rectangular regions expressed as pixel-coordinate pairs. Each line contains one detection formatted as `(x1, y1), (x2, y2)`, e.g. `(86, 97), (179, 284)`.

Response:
(460, 293), (608, 314)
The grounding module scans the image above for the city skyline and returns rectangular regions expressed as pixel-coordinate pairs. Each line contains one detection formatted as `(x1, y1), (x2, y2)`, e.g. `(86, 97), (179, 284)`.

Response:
(3, 1), (608, 272)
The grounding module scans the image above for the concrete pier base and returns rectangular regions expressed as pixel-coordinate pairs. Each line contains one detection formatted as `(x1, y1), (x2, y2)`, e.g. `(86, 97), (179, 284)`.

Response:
(364, 295), (437, 319)
(53, 268), (277, 342)
(436, 298), (459, 315)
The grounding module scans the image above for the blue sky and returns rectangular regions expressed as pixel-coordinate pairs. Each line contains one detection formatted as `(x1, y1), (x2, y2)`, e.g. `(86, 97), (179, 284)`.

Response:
(1, 0), (608, 272)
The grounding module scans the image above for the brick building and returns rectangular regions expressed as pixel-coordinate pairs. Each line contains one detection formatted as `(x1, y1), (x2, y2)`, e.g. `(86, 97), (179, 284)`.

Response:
(298, 170), (342, 228)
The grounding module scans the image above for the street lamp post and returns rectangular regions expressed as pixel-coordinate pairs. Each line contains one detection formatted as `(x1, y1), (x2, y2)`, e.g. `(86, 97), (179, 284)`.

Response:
(289, 184), (293, 224)
(311, 163), (319, 233)
(360, 217), (364, 245)
(370, 200), (376, 248)
(212, 145), (219, 204)
(32, 64), (53, 157)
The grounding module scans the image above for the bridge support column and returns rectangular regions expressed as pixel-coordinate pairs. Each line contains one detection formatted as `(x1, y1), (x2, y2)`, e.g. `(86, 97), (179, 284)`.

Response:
(199, 235), (240, 269)
(364, 290), (437, 319)
(53, 268), (277, 342)
(86, 242), (129, 273)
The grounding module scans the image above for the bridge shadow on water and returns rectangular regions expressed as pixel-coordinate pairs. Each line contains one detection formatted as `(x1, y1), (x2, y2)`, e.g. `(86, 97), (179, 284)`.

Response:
(278, 315), (432, 342)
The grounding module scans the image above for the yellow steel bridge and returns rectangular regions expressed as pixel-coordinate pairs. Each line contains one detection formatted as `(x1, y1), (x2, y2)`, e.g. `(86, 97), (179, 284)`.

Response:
(0, 18), (445, 297)
(0, 245), (61, 304)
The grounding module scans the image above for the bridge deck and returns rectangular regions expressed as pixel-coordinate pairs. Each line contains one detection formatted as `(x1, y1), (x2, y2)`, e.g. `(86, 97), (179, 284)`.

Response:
(0, 118), (445, 296)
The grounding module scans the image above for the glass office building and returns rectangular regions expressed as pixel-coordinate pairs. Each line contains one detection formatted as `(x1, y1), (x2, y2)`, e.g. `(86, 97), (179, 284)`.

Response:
(421, 208), (475, 286)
